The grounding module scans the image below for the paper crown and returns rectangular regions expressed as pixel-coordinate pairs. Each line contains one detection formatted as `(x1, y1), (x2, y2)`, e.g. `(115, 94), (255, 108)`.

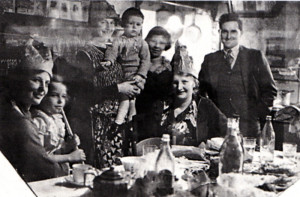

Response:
(21, 39), (53, 77)
(171, 41), (198, 78)
(89, 1), (119, 26)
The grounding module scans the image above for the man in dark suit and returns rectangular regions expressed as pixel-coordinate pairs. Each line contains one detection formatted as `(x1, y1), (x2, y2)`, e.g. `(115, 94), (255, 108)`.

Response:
(199, 13), (277, 137)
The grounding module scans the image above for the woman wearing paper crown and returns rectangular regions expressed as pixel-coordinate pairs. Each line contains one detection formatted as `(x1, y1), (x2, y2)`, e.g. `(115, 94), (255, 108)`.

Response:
(0, 39), (69, 181)
(157, 41), (227, 145)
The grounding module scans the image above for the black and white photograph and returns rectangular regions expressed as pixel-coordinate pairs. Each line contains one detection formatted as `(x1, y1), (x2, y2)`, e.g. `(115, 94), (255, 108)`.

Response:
(0, 0), (300, 196)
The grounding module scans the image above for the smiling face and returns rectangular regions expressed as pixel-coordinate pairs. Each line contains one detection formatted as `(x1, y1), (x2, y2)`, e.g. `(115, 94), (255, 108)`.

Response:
(147, 35), (168, 58)
(123, 15), (143, 37)
(96, 18), (115, 36)
(172, 74), (195, 102)
(40, 82), (67, 115)
(220, 21), (242, 49)
(20, 71), (51, 107)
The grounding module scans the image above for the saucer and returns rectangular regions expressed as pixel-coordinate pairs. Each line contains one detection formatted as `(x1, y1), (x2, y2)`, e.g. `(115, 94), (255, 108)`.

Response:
(65, 176), (92, 187)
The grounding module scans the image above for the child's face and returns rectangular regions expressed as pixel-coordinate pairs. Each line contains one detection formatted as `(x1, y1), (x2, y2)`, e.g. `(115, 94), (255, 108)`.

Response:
(41, 82), (67, 115)
(124, 15), (143, 37)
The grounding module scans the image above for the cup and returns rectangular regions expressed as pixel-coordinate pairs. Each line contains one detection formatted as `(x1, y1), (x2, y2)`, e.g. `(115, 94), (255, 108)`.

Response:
(243, 137), (256, 163)
(143, 145), (158, 156)
(283, 142), (297, 163)
(72, 164), (97, 185)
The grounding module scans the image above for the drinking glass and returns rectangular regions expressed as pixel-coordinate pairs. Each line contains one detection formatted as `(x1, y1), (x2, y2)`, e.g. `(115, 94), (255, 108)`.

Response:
(143, 145), (158, 156)
(243, 137), (256, 162)
(283, 142), (297, 163)
(243, 137), (256, 172)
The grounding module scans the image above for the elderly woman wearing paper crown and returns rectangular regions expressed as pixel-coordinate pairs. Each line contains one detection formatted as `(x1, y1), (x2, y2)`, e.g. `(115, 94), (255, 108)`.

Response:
(158, 42), (227, 145)
(0, 39), (76, 182)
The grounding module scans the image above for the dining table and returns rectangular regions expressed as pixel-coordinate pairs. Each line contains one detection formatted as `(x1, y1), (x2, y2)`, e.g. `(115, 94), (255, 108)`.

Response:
(28, 147), (300, 197)
(28, 175), (93, 197)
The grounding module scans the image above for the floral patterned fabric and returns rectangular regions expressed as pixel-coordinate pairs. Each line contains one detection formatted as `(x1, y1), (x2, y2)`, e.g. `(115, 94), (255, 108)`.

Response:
(160, 101), (198, 146)
(160, 100), (198, 146)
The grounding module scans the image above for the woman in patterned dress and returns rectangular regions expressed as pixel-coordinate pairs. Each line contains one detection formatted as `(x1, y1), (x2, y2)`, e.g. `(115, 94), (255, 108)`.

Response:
(158, 42), (227, 145)
(71, 1), (142, 168)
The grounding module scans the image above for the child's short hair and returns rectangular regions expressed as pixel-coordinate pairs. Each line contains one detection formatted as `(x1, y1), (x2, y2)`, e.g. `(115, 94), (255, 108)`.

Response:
(49, 74), (67, 94)
(121, 7), (144, 27)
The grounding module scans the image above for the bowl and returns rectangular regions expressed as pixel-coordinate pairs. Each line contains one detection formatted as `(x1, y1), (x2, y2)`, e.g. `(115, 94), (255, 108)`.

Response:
(120, 156), (146, 172)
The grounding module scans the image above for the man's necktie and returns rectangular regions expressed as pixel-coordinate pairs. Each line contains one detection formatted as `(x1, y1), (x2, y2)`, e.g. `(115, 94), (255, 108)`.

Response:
(225, 49), (234, 67)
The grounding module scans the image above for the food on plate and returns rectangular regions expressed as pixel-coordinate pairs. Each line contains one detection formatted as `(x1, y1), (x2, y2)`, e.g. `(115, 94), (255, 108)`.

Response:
(206, 137), (224, 151)
(172, 145), (207, 161)
(261, 163), (296, 177)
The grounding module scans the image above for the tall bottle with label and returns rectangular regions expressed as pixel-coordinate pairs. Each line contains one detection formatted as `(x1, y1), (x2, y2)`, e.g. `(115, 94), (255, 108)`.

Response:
(155, 134), (175, 195)
(260, 115), (275, 163)
(219, 117), (244, 175)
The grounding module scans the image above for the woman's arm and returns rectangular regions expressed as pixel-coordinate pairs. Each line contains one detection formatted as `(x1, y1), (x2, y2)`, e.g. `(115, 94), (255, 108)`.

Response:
(94, 81), (141, 101)
(48, 149), (86, 163)
(137, 40), (151, 78)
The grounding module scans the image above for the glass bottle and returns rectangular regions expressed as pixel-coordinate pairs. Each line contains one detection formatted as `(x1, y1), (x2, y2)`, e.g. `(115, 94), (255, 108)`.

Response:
(232, 115), (243, 145)
(219, 118), (244, 175)
(155, 134), (175, 195)
(260, 116), (275, 163)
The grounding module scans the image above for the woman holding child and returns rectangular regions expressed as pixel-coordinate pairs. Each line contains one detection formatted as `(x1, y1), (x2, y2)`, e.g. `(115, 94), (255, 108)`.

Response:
(75, 4), (146, 168)
(0, 39), (84, 182)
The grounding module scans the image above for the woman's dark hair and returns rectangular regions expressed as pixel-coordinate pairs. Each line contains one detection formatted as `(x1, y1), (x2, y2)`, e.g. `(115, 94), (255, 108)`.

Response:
(145, 26), (172, 51)
(121, 7), (144, 27)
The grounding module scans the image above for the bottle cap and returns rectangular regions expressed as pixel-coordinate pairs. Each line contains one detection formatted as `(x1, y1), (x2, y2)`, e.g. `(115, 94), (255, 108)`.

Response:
(162, 134), (170, 142)
(232, 114), (240, 120)
(266, 115), (272, 120)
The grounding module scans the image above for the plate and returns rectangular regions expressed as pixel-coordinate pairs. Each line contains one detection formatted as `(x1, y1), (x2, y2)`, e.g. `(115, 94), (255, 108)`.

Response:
(65, 176), (92, 187)
(205, 149), (219, 156)
(175, 157), (210, 171)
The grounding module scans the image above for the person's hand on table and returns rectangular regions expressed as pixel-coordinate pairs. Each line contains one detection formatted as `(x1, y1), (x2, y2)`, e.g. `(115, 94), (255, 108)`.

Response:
(68, 149), (86, 162)
(117, 81), (141, 97)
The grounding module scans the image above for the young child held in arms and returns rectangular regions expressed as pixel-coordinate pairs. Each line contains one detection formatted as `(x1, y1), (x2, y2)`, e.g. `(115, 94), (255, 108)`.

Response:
(101, 7), (150, 129)
(32, 75), (86, 172)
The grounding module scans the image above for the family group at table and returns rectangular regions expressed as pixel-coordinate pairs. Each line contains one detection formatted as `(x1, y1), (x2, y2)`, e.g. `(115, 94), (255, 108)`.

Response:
(0, 1), (277, 183)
